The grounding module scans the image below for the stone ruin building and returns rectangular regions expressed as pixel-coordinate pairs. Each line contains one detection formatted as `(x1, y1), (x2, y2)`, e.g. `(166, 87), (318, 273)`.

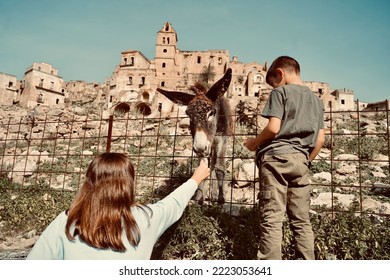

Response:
(0, 72), (19, 106)
(18, 62), (66, 108)
(0, 22), (359, 115)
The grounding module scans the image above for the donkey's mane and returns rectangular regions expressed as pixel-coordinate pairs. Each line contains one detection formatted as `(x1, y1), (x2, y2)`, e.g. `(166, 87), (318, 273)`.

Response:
(190, 82), (208, 95)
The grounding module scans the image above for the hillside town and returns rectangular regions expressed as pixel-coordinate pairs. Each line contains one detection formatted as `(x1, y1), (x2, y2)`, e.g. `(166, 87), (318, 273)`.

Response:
(3, 21), (386, 117)
(0, 22), (389, 261)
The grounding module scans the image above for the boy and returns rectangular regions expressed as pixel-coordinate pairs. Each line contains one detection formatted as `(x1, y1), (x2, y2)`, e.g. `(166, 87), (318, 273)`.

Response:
(244, 56), (325, 260)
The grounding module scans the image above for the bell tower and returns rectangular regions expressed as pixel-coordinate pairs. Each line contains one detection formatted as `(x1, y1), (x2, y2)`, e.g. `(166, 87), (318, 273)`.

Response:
(155, 22), (178, 88)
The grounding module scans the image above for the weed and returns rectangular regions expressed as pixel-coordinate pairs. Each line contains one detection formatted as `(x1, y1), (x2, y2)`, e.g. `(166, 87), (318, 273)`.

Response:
(152, 204), (390, 260)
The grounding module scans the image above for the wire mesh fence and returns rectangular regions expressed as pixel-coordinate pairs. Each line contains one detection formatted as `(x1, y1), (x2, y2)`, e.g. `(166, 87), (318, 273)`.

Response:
(0, 101), (389, 218)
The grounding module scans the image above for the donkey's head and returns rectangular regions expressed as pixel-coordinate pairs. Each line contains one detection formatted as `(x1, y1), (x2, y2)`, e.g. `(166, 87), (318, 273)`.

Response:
(156, 68), (232, 158)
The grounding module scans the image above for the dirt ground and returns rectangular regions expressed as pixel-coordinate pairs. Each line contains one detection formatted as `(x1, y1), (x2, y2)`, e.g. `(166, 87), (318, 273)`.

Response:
(0, 235), (38, 260)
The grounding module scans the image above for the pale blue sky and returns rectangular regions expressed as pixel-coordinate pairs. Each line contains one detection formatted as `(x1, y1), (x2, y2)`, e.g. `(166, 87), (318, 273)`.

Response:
(1, 0), (389, 102)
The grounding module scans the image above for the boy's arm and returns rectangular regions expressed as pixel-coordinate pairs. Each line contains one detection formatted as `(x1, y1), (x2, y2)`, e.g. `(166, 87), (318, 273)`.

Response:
(309, 128), (325, 161)
(244, 117), (281, 151)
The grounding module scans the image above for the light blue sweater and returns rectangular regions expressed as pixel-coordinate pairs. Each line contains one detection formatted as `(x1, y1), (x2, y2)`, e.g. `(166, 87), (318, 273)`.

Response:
(26, 179), (198, 260)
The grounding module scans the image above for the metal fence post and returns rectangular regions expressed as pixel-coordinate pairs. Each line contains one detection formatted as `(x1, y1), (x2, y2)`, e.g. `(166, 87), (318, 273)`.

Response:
(106, 114), (113, 152)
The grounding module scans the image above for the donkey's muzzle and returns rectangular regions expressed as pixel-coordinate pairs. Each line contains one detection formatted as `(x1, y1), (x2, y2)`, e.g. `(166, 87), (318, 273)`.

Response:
(193, 146), (210, 158)
(193, 130), (211, 157)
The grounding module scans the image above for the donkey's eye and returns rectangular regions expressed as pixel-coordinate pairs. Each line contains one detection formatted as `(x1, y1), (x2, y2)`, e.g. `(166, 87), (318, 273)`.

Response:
(207, 110), (216, 122)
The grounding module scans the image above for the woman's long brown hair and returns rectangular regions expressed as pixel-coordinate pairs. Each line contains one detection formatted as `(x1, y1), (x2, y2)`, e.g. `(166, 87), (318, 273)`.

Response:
(65, 152), (145, 252)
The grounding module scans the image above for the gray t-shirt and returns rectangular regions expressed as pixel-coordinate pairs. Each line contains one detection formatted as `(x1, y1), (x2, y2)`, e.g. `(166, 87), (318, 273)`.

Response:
(257, 84), (324, 158)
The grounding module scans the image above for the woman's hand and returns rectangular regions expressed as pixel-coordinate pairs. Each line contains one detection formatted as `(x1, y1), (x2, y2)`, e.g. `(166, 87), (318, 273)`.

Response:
(191, 161), (210, 185)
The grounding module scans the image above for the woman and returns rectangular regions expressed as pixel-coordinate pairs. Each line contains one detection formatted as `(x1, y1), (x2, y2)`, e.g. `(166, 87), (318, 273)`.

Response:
(27, 152), (209, 259)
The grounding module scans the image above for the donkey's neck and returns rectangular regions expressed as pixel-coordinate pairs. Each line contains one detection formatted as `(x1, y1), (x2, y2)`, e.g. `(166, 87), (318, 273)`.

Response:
(215, 96), (232, 136)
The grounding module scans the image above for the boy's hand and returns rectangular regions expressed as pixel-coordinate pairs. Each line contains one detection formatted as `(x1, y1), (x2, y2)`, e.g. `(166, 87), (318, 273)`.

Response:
(191, 161), (210, 185)
(244, 137), (258, 151)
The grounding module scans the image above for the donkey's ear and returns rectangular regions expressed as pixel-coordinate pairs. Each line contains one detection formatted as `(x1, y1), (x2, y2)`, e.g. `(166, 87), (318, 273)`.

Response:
(156, 88), (195, 105)
(206, 68), (232, 101)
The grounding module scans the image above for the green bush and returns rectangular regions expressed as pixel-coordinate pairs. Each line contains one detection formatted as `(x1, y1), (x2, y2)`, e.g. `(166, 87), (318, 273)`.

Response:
(310, 159), (331, 174)
(153, 204), (390, 260)
(332, 135), (388, 161)
(152, 205), (230, 260)
(311, 210), (390, 259)
(0, 178), (75, 235)
(205, 205), (261, 259)
(2, 177), (390, 260)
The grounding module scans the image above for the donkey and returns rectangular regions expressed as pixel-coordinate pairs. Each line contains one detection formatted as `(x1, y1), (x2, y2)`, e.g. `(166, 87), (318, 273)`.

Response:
(156, 68), (232, 204)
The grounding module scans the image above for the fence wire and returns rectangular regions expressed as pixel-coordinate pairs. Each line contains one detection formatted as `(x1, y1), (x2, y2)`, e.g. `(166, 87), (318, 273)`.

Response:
(0, 101), (389, 217)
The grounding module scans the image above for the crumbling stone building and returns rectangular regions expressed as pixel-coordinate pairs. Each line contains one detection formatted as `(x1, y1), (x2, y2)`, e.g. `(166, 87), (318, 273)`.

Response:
(305, 81), (355, 111)
(2, 22), (357, 113)
(108, 22), (236, 115)
(108, 22), (356, 116)
(108, 22), (275, 116)
(363, 100), (390, 112)
(0, 72), (19, 106)
(18, 62), (66, 109)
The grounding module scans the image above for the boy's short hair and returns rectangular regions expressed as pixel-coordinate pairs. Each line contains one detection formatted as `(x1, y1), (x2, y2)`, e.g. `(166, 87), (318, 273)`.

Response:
(266, 56), (301, 85)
